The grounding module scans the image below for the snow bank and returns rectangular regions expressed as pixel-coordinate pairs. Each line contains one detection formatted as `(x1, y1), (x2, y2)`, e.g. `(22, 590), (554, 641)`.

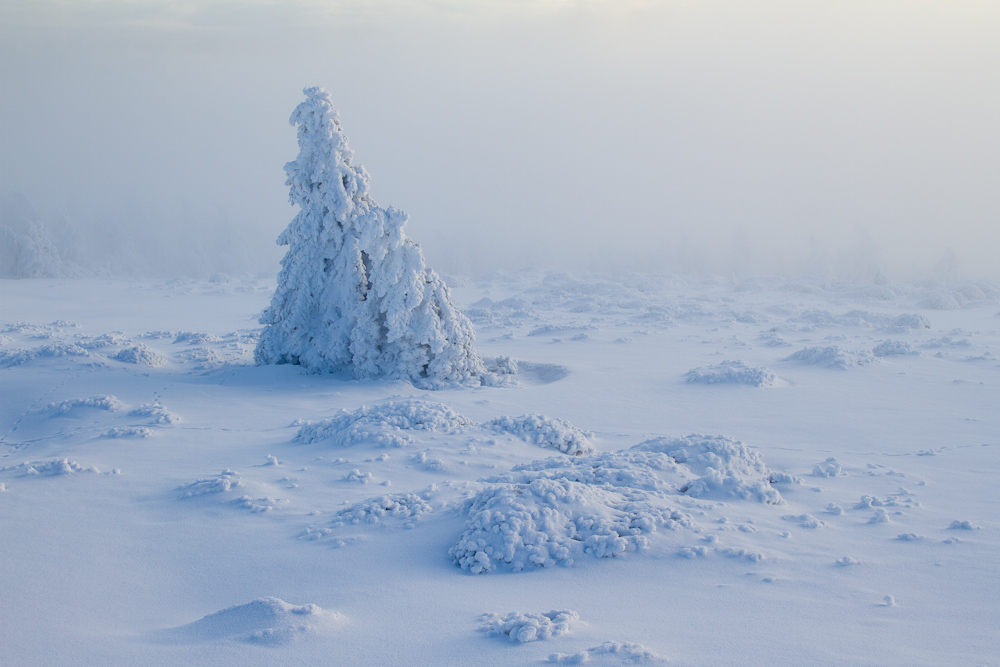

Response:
(164, 597), (343, 646)
(685, 360), (776, 387)
(485, 414), (593, 455)
(479, 610), (579, 643)
(255, 88), (486, 388)
(295, 399), (473, 447)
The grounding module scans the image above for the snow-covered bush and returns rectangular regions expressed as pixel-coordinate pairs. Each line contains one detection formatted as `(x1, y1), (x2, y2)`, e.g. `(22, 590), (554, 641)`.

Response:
(255, 88), (486, 388)
(872, 340), (919, 357)
(479, 610), (579, 643)
(451, 451), (694, 573)
(685, 360), (776, 387)
(484, 414), (593, 455)
(633, 434), (785, 504)
(114, 344), (168, 366)
(295, 399), (473, 447)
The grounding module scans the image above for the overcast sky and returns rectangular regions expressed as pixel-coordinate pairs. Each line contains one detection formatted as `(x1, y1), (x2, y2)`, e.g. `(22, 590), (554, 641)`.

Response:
(2, 0), (998, 279)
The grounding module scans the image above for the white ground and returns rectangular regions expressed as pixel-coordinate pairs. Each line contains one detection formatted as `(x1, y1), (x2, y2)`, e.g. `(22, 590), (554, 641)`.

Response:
(1, 272), (997, 666)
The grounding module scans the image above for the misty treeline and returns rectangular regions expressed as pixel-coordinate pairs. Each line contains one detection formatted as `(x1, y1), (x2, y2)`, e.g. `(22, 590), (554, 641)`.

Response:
(0, 192), (273, 280)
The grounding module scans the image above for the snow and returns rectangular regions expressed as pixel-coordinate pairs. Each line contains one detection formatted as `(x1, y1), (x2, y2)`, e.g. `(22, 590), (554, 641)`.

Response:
(255, 89), (486, 387)
(1, 271), (998, 666)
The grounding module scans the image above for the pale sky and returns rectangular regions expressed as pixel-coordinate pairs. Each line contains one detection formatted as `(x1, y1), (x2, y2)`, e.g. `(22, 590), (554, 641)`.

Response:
(2, 0), (998, 279)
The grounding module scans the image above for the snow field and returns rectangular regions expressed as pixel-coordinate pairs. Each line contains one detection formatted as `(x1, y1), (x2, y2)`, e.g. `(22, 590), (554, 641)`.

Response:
(1, 272), (998, 665)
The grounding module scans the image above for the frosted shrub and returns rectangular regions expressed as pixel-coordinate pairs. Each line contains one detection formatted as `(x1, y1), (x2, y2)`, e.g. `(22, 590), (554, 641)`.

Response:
(256, 88), (486, 388)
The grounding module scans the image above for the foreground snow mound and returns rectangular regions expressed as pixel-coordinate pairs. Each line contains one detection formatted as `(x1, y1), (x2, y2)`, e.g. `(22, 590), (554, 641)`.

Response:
(451, 451), (695, 574)
(255, 87), (486, 388)
(685, 360), (776, 387)
(113, 344), (167, 366)
(784, 345), (875, 369)
(485, 414), (593, 455)
(479, 610), (580, 643)
(633, 434), (786, 504)
(296, 399), (473, 447)
(164, 597), (343, 646)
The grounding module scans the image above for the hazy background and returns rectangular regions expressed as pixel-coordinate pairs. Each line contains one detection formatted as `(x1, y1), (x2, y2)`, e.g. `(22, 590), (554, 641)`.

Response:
(1, 0), (998, 280)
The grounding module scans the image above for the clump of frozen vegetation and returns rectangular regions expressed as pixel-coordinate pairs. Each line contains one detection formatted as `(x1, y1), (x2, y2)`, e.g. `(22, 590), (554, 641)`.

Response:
(102, 426), (154, 439)
(129, 402), (181, 424)
(46, 395), (126, 415)
(255, 87), (486, 388)
(177, 470), (244, 498)
(296, 399), (473, 447)
(0, 342), (93, 367)
(167, 597), (344, 646)
(4, 458), (101, 476)
(872, 340), (919, 357)
(549, 641), (666, 664)
(634, 434), (788, 504)
(685, 360), (776, 387)
(485, 414), (593, 455)
(0, 193), (82, 278)
(113, 344), (168, 366)
(784, 346), (875, 369)
(479, 610), (579, 643)
(450, 450), (700, 573)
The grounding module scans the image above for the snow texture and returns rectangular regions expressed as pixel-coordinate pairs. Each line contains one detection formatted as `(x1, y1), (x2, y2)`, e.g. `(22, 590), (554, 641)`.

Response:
(113, 344), (168, 366)
(164, 597), (343, 645)
(295, 399), (473, 447)
(784, 346), (875, 369)
(479, 610), (579, 643)
(634, 434), (786, 504)
(685, 360), (777, 387)
(255, 87), (486, 388)
(47, 395), (126, 415)
(549, 641), (666, 664)
(484, 414), (593, 455)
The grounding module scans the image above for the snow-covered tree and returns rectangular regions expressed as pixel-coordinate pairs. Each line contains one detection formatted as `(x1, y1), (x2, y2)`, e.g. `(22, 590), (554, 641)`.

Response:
(255, 87), (486, 388)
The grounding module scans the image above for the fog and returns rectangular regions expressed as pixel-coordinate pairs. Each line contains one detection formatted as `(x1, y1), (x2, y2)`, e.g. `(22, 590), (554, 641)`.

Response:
(1, 0), (998, 280)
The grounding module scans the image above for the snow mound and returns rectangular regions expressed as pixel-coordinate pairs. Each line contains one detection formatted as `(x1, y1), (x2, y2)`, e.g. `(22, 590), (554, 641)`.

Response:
(113, 344), (168, 366)
(479, 610), (579, 643)
(296, 399), (473, 447)
(4, 458), (101, 476)
(303, 492), (433, 539)
(550, 641), (666, 664)
(178, 470), (244, 498)
(451, 451), (695, 574)
(102, 426), (153, 439)
(129, 402), (181, 424)
(784, 346), (875, 369)
(0, 342), (93, 367)
(485, 414), (593, 455)
(872, 340), (919, 357)
(633, 434), (785, 504)
(165, 597), (344, 646)
(47, 395), (126, 415)
(685, 360), (776, 387)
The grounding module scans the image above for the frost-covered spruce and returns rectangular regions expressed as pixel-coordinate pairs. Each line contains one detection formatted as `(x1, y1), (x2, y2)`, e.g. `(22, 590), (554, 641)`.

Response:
(256, 88), (486, 388)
